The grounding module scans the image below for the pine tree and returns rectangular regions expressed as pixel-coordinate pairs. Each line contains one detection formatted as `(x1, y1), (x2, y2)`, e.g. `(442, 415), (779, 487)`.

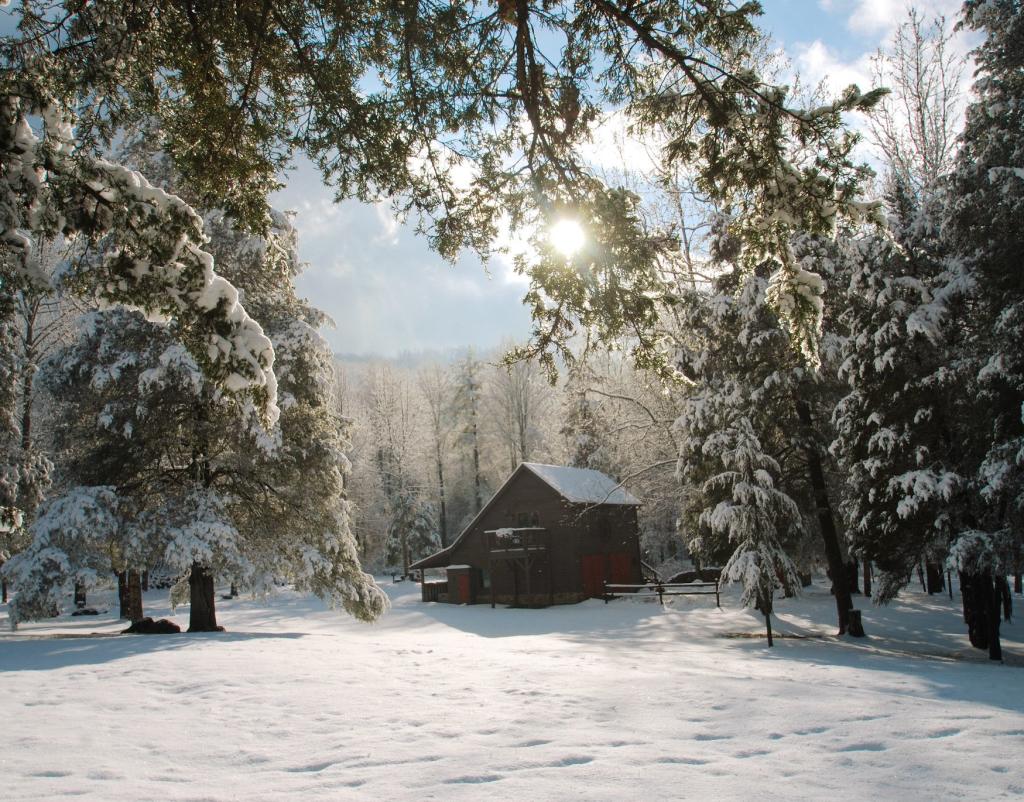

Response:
(941, 0), (1024, 660)
(831, 189), (967, 602)
(386, 488), (440, 578)
(4, 212), (386, 627)
(698, 417), (801, 646)
(561, 365), (617, 476)
(3, 486), (122, 626)
(674, 255), (859, 634)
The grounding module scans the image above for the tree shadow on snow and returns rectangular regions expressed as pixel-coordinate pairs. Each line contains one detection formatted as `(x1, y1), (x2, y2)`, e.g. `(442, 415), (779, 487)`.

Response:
(406, 596), (694, 642)
(726, 604), (1024, 715)
(0, 630), (306, 672)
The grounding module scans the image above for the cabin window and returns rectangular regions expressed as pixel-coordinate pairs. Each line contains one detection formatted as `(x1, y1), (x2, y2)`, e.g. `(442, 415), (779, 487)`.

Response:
(516, 511), (540, 527)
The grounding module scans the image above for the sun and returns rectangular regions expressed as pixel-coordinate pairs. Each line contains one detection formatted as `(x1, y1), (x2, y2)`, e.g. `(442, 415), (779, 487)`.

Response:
(548, 218), (585, 258)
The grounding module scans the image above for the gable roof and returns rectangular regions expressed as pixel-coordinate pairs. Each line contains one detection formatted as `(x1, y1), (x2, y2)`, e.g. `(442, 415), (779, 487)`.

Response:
(410, 462), (640, 571)
(522, 463), (641, 506)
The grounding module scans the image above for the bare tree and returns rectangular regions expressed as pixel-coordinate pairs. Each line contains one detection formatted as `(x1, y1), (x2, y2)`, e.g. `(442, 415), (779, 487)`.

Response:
(868, 10), (966, 197)
(418, 363), (455, 547)
(486, 353), (555, 473)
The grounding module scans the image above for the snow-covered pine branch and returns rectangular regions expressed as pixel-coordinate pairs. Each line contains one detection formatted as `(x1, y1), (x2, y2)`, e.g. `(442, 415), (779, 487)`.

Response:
(0, 97), (278, 423)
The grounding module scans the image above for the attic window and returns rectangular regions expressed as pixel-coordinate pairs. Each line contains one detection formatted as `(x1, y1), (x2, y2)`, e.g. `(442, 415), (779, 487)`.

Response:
(517, 511), (540, 528)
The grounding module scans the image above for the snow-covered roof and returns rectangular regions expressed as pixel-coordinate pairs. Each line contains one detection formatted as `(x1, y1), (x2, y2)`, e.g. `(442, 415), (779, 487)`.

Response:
(410, 463), (640, 570)
(523, 463), (640, 506)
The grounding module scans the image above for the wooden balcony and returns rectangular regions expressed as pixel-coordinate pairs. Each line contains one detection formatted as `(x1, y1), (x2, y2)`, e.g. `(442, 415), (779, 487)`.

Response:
(485, 527), (549, 557)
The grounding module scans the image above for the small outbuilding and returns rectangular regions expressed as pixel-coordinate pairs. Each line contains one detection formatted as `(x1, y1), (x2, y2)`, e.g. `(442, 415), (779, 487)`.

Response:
(411, 462), (642, 607)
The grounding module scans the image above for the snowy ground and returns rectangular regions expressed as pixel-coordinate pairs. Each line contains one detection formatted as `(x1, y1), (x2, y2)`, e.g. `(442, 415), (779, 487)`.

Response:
(1, 579), (1022, 801)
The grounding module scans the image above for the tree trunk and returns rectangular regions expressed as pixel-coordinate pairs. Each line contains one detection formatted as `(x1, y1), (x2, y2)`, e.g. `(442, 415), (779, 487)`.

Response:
(863, 560), (872, 599)
(188, 396), (222, 632)
(1, 577), (7, 604)
(74, 582), (87, 609)
(1015, 572), (1022, 595)
(998, 576), (1011, 622)
(795, 398), (859, 636)
(987, 575), (1003, 662)
(925, 562), (944, 594)
(125, 570), (143, 623)
(960, 570), (1001, 660)
(20, 308), (35, 453)
(470, 417), (483, 514)
(188, 562), (221, 632)
(760, 592), (774, 647)
(847, 558), (860, 594)
(117, 571), (129, 619)
(142, 570), (149, 592)
(436, 444), (448, 548)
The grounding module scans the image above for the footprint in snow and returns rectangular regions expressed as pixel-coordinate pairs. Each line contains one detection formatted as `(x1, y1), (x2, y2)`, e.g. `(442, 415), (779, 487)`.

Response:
(926, 728), (961, 739)
(285, 761), (336, 773)
(838, 742), (888, 752)
(443, 774), (503, 784)
(655, 756), (709, 765)
(545, 756), (593, 767)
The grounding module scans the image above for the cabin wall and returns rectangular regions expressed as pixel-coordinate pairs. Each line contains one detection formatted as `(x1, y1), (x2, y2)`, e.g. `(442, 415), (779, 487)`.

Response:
(434, 468), (641, 605)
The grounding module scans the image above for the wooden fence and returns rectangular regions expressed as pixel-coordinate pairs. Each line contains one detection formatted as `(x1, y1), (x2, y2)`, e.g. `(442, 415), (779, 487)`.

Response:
(603, 579), (720, 608)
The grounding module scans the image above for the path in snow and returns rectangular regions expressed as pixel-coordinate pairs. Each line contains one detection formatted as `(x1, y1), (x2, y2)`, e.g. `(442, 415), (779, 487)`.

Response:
(1, 580), (1022, 800)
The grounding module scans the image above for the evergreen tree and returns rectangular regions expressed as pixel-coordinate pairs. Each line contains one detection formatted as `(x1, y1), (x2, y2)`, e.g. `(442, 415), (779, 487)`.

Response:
(942, 0), (1024, 660)
(4, 212), (386, 628)
(561, 365), (616, 476)
(3, 486), (122, 626)
(698, 417), (801, 646)
(675, 255), (858, 634)
(831, 188), (968, 602)
(386, 488), (440, 578)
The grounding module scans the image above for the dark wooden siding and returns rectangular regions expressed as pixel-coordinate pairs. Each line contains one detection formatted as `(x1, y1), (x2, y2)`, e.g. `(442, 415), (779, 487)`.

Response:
(433, 467), (641, 604)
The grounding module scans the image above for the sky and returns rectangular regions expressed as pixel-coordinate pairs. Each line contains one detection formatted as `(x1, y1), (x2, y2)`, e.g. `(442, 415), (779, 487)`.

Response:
(275, 0), (972, 358)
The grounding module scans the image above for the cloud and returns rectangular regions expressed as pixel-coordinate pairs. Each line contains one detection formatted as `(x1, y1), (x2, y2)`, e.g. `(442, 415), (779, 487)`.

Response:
(373, 200), (400, 245)
(845, 0), (902, 35)
(843, 0), (966, 38)
(271, 159), (532, 357)
(581, 108), (663, 175)
(793, 40), (874, 96)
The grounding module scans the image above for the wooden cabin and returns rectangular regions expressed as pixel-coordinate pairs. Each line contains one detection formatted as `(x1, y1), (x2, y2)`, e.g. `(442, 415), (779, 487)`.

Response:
(411, 462), (642, 607)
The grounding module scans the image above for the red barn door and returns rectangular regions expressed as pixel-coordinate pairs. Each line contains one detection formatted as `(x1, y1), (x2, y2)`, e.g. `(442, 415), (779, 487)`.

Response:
(581, 554), (606, 598)
(457, 574), (471, 603)
(609, 552), (634, 585)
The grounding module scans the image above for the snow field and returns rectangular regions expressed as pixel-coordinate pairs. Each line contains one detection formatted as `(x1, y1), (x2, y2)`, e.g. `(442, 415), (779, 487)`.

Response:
(1, 580), (1022, 800)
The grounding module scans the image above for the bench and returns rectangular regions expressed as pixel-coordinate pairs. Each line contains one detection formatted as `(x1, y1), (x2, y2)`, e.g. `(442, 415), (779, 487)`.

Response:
(603, 579), (720, 608)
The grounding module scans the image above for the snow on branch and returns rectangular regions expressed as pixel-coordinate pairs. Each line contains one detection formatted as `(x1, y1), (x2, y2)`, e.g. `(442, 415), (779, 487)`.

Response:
(2, 486), (120, 628)
(0, 97), (279, 422)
